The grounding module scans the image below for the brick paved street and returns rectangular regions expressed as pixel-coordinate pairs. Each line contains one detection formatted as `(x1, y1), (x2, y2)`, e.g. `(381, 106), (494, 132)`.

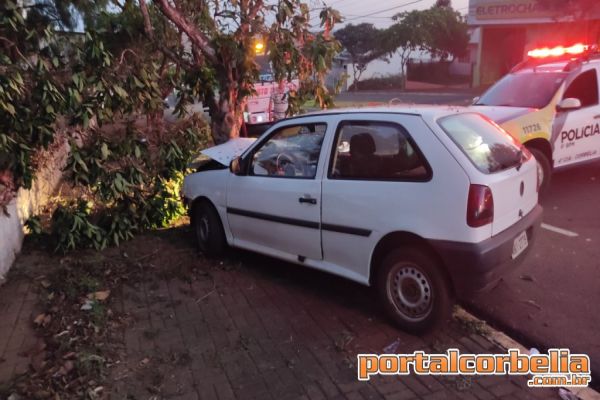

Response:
(0, 231), (563, 399)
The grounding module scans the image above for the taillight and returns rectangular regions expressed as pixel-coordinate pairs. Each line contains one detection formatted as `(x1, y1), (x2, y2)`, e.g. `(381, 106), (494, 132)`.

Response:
(467, 184), (494, 227)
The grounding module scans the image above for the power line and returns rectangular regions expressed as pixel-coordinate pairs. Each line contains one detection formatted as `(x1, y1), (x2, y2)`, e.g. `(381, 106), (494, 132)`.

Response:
(343, 0), (426, 22)
(344, 14), (397, 19)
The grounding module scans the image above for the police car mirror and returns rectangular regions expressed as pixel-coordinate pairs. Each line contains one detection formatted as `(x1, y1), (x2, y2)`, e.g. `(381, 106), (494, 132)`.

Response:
(557, 98), (582, 112)
(472, 96), (480, 105)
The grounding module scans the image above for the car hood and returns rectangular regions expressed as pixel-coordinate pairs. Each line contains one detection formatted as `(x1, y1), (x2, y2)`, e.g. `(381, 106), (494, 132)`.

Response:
(469, 105), (535, 124)
(201, 137), (256, 166)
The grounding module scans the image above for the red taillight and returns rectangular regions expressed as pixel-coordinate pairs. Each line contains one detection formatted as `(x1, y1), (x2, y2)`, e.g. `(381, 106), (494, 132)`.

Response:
(467, 184), (494, 227)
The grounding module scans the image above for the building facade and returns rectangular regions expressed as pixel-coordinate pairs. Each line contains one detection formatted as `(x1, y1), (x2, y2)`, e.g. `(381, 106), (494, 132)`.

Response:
(468, 0), (600, 86)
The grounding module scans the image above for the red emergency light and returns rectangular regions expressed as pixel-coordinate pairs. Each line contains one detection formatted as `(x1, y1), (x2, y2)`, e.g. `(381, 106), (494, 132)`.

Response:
(527, 43), (588, 59)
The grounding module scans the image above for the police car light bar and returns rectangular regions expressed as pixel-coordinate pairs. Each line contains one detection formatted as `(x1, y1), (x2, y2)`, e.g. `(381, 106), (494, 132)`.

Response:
(527, 44), (588, 58)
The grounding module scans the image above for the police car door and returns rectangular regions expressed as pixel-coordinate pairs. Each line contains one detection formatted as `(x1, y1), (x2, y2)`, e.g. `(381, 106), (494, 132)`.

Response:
(552, 67), (600, 168)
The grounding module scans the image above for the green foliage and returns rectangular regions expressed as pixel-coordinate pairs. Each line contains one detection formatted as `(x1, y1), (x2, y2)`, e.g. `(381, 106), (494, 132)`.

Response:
(146, 0), (343, 142)
(334, 23), (388, 90)
(0, 1), (68, 190)
(0, 4), (208, 252)
(348, 74), (406, 91)
(51, 199), (105, 251)
(379, 3), (469, 87)
(25, 215), (43, 235)
(53, 120), (208, 253)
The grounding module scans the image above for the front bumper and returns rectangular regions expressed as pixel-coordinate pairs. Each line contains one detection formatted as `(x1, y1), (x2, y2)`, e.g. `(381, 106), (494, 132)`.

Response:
(431, 205), (543, 297)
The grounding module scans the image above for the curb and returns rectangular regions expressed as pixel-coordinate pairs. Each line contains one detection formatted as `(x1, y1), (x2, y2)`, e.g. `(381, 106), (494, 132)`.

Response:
(454, 307), (600, 400)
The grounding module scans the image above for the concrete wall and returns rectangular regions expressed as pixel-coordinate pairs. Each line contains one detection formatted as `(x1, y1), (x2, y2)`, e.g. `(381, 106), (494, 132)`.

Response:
(0, 134), (69, 283)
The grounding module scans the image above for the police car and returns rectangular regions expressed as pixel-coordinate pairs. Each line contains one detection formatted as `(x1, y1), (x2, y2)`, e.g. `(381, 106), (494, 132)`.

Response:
(472, 43), (600, 193)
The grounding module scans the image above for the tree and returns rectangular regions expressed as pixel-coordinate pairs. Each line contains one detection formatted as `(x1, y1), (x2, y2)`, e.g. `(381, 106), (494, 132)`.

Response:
(137, 0), (342, 144)
(435, 0), (451, 8)
(382, 12), (428, 89)
(384, 5), (469, 88)
(421, 7), (469, 61)
(334, 23), (387, 91)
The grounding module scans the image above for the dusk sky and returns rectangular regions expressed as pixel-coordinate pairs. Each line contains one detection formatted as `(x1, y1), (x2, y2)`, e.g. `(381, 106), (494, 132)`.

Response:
(311, 0), (470, 28)
(309, 0), (472, 79)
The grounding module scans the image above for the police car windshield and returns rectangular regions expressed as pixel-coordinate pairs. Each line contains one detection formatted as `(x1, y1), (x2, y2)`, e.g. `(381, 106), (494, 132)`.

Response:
(476, 72), (566, 109)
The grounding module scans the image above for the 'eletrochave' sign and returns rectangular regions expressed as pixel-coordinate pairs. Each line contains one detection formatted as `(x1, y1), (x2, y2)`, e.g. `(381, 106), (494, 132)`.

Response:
(474, 0), (554, 19)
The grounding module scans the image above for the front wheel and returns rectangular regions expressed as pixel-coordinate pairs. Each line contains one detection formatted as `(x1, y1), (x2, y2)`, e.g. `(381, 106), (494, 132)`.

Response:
(376, 247), (453, 334)
(528, 147), (552, 197)
(192, 201), (226, 257)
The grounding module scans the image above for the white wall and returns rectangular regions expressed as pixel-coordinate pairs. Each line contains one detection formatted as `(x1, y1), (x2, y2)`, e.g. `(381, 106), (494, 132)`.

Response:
(0, 134), (69, 283)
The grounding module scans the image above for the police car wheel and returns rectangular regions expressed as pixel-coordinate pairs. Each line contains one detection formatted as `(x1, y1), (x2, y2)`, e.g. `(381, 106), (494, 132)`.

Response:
(528, 147), (551, 196)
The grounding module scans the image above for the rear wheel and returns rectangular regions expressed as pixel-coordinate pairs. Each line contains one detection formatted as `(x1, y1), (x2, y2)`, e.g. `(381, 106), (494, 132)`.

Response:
(192, 200), (226, 257)
(528, 147), (551, 197)
(376, 247), (453, 334)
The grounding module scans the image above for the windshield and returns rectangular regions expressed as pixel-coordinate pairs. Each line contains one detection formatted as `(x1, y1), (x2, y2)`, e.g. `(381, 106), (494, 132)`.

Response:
(476, 72), (566, 108)
(438, 113), (524, 174)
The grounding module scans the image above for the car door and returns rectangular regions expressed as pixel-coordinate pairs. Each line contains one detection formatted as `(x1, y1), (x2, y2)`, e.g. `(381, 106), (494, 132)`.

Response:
(226, 119), (329, 261)
(553, 67), (600, 168)
(320, 115), (436, 282)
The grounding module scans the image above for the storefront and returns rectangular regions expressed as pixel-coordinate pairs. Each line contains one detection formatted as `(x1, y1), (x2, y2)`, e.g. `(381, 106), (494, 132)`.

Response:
(468, 0), (600, 86)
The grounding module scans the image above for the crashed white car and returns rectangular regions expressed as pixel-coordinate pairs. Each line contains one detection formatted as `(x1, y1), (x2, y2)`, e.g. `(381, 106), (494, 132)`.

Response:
(182, 107), (543, 332)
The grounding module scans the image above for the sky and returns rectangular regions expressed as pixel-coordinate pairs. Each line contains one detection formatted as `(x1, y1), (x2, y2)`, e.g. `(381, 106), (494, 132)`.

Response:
(310, 0), (470, 29)
(308, 0), (472, 80)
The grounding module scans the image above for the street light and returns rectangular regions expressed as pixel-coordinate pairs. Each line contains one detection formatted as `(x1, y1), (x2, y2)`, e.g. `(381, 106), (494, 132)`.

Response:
(254, 40), (265, 55)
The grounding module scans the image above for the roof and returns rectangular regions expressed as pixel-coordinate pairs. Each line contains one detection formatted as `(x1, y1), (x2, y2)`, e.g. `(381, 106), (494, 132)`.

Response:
(292, 104), (470, 121)
(511, 55), (600, 74)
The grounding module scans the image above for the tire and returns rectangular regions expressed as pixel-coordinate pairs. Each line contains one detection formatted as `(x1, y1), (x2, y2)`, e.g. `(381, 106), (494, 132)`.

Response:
(192, 200), (226, 257)
(528, 147), (552, 197)
(376, 247), (453, 334)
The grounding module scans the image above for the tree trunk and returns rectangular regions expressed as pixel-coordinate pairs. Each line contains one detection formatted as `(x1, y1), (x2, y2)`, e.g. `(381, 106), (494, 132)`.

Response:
(209, 86), (246, 145)
(352, 64), (359, 92)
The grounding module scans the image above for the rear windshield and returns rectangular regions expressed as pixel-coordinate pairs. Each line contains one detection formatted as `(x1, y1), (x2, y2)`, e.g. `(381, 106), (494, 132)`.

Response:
(438, 113), (523, 174)
(475, 72), (566, 109)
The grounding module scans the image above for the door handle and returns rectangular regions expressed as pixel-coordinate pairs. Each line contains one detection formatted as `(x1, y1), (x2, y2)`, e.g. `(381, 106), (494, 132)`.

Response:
(594, 114), (600, 119)
(298, 196), (317, 205)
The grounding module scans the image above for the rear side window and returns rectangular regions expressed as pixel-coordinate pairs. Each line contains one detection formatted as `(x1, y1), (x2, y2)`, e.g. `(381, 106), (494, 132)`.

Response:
(563, 69), (599, 108)
(329, 121), (430, 181)
(438, 113), (523, 174)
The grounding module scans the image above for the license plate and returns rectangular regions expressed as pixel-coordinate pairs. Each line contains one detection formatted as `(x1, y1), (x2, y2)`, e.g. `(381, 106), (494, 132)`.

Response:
(512, 231), (528, 259)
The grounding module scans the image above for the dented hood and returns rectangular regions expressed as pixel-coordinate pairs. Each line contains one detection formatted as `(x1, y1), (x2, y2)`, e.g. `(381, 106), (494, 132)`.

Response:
(200, 138), (256, 166)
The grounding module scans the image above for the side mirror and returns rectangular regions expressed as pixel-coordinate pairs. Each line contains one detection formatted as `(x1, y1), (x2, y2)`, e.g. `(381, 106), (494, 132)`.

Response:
(557, 98), (582, 112)
(229, 157), (242, 175)
(472, 96), (480, 105)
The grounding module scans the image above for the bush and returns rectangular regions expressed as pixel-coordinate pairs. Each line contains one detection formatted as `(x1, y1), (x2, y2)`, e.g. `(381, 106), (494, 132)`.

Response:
(46, 117), (211, 253)
(348, 74), (406, 91)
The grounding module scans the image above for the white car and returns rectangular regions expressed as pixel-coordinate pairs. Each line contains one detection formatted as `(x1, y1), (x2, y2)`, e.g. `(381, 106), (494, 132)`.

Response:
(182, 107), (543, 332)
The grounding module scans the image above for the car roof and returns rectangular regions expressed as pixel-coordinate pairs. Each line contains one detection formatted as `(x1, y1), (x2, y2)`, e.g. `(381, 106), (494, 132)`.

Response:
(512, 57), (600, 74)
(288, 104), (470, 121)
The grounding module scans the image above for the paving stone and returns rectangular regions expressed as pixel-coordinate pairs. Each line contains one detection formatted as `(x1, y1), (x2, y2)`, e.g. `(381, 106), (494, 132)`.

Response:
(0, 249), (565, 400)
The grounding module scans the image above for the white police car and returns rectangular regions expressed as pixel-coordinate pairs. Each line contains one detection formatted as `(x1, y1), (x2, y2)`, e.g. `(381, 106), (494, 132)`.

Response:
(473, 43), (600, 193)
(183, 107), (542, 332)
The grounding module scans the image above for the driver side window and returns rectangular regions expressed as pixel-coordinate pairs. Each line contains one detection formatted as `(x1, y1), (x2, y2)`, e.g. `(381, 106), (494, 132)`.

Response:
(563, 69), (599, 108)
(250, 123), (327, 178)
